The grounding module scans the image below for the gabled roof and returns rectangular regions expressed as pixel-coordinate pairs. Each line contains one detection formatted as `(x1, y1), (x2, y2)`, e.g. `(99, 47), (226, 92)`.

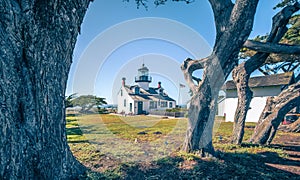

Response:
(123, 85), (176, 102)
(146, 87), (159, 94)
(224, 72), (294, 90)
(153, 94), (176, 101)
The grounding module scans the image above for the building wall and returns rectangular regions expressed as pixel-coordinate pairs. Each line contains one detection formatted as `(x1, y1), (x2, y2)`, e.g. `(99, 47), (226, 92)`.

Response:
(117, 86), (134, 114)
(134, 101), (138, 114)
(221, 85), (283, 122)
(217, 99), (225, 116)
(143, 101), (150, 113)
(224, 97), (267, 122)
(128, 99), (135, 114)
(169, 101), (176, 108)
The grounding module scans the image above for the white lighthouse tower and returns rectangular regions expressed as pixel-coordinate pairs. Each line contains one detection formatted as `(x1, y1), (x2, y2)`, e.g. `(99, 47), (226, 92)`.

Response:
(135, 63), (152, 90)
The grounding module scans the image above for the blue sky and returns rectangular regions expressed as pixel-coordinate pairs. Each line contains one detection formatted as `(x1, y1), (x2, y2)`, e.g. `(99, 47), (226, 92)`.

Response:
(67, 0), (282, 104)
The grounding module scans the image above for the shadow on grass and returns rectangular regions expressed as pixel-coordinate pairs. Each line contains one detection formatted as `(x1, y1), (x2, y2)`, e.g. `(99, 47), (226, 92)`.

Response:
(271, 143), (300, 152)
(127, 151), (298, 179)
(270, 143), (300, 160)
(66, 114), (77, 117)
(82, 147), (299, 179)
(69, 140), (89, 144)
(67, 126), (89, 143)
(67, 126), (83, 136)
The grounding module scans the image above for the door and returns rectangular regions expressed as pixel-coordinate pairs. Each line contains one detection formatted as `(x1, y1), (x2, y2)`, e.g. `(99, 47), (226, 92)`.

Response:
(137, 101), (143, 114)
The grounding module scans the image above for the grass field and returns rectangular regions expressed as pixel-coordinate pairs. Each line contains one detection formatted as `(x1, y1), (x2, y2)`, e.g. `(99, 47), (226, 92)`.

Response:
(67, 114), (300, 179)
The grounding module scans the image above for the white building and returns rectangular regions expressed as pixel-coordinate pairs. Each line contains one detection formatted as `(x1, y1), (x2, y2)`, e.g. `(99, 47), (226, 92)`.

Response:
(117, 64), (176, 115)
(217, 72), (295, 122)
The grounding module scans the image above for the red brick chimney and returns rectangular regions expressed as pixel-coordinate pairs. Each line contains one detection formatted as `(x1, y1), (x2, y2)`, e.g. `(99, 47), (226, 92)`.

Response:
(122, 77), (126, 86)
(158, 81), (161, 88)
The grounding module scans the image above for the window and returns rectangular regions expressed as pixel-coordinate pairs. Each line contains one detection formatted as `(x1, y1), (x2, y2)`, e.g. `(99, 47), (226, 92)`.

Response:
(120, 89), (123, 96)
(150, 101), (157, 109)
(124, 99), (126, 107)
(160, 101), (167, 108)
(129, 103), (132, 112)
(169, 102), (173, 108)
(135, 87), (140, 94)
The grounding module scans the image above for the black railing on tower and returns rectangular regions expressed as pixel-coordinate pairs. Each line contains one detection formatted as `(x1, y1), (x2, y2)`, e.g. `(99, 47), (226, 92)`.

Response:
(135, 75), (152, 82)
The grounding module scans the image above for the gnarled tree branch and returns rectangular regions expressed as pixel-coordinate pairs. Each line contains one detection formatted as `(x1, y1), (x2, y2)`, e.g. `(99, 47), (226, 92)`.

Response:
(244, 40), (300, 54)
(181, 58), (207, 93)
(192, 76), (202, 85)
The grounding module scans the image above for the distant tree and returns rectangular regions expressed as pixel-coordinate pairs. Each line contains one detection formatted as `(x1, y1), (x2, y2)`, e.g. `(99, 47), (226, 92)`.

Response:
(65, 93), (78, 108)
(71, 95), (107, 113)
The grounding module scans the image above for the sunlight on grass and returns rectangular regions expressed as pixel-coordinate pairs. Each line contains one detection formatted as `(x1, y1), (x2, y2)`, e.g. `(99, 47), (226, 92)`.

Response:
(66, 115), (285, 157)
(66, 114), (300, 179)
(67, 114), (187, 162)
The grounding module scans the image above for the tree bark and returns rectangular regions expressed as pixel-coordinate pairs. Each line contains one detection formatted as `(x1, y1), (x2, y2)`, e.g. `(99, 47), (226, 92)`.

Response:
(181, 0), (259, 156)
(231, 2), (300, 145)
(249, 81), (300, 145)
(181, 76), (217, 157)
(231, 64), (253, 144)
(0, 0), (90, 179)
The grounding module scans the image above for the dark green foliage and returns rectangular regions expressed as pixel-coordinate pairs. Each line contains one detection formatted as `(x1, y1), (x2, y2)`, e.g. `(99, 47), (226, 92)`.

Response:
(71, 95), (107, 113)
(274, 0), (299, 9)
(166, 107), (187, 112)
(282, 14), (300, 44)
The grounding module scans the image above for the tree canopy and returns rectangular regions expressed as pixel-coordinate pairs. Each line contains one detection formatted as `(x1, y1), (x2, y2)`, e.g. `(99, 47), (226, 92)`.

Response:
(70, 95), (107, 113)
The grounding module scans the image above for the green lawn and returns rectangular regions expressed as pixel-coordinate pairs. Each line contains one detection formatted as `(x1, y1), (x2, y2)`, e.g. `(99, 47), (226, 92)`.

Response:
(67, 114), (299, 179)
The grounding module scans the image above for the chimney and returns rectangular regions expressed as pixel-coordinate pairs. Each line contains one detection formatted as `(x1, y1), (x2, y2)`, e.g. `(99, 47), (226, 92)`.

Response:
(158, 81), (161, 89)
(122, 77), (126, 86)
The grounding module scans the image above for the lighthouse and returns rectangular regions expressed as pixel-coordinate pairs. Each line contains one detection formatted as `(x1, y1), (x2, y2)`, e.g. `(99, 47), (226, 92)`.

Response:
(135, 63), (152, 90)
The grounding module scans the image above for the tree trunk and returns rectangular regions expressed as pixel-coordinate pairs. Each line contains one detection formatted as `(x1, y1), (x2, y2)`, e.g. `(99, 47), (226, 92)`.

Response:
(231, 65), (253, 144)
(231, 2), (300, 145)
(231, 54), (269, 145)
(249, 82), (300, 145)
(181, 0), (259, 156)
(182, 78), (216, 157)
(0, 1), (90, 178)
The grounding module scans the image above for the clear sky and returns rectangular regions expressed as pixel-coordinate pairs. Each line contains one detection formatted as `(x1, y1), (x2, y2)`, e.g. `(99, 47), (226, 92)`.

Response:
(67, 0), (282, 104)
